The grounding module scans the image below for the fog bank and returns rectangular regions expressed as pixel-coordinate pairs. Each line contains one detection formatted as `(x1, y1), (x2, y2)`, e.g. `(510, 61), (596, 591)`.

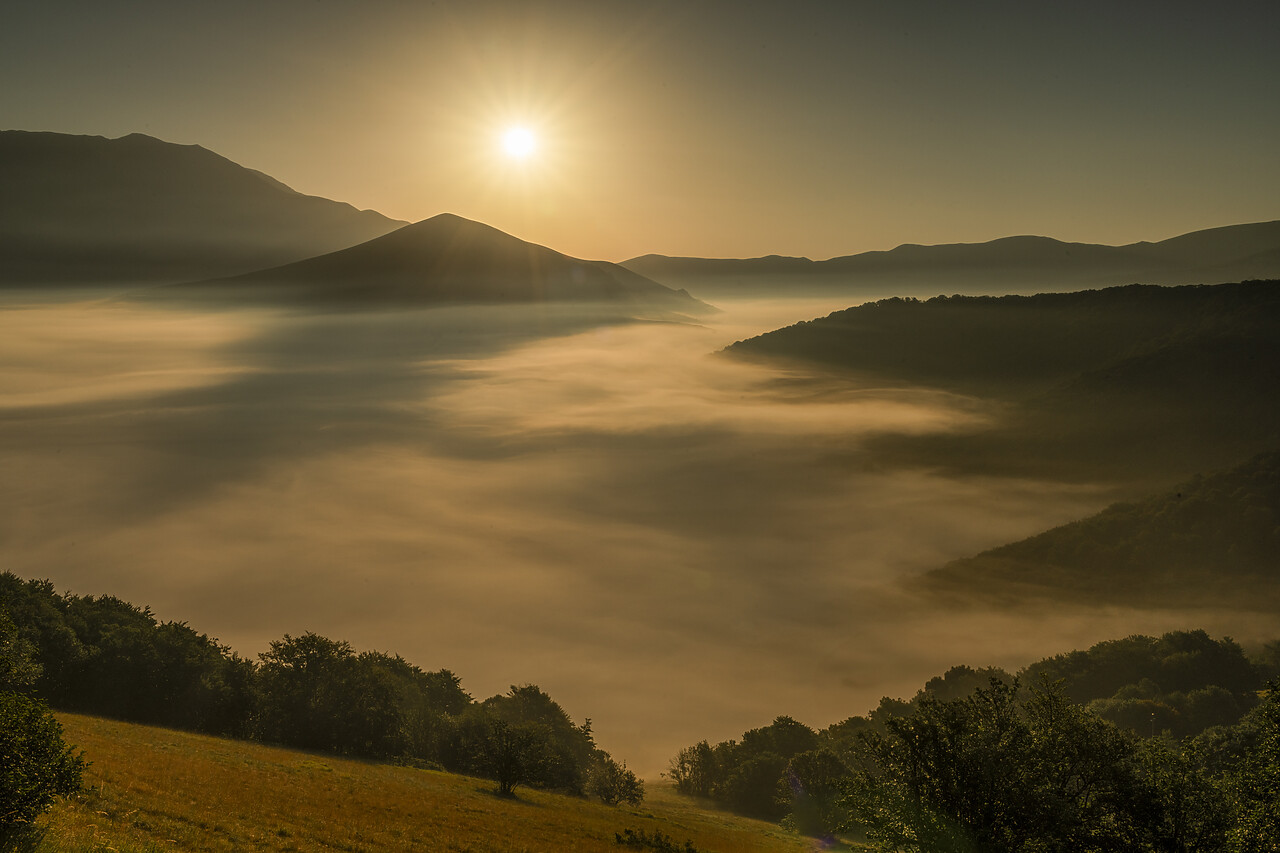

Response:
(2, 291), (1273, 774)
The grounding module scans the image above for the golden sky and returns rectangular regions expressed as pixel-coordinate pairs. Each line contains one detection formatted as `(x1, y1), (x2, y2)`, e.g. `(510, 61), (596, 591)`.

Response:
(4, 1), (1279, 261)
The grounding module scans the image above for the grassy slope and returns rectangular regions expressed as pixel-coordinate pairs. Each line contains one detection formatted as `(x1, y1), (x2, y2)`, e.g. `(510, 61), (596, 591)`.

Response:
(37, 713), (828, 853)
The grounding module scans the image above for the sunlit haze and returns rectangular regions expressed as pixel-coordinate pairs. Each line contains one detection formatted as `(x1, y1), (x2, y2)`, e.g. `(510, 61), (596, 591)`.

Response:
(501, 126), (537, 160)
(3, 0), (1280, 790)
(3, 1), (1277, 260)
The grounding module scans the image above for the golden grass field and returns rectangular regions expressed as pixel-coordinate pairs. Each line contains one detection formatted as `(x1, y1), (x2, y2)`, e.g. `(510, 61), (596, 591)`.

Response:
(33, 714), (842, 853)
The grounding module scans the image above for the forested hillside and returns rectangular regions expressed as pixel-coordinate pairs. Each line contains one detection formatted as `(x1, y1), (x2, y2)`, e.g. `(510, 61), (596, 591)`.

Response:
(0, 573), (640, 804)
(727, 281), (1279, 398)
(918, 451), (1280, 608)
(667, 630), (1280, 849)
(727, 280), (1280, 483)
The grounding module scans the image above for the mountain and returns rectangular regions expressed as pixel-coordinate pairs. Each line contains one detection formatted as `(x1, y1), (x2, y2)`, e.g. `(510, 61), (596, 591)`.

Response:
(914, 452), (1280, 610)
(624, 221), (1280, 298)
(172, 212), (712, 312)
(725, 280), (1280, 395)
(726, 280), (1280, 483)
(0, 130), (406, 283)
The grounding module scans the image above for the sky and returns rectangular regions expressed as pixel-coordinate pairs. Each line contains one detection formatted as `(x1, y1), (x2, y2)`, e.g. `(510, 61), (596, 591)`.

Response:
(4, 0), (1279, 262)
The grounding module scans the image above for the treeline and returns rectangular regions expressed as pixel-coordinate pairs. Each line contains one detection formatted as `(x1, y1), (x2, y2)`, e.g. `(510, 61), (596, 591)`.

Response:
(725, 281), (1280, 399)
(0, 572), (641, 804)
(669, 630), (1280, 849)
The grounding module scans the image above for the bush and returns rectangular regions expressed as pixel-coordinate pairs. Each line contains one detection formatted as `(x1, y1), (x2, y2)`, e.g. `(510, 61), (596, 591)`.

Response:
(588, 754), (645, 805)
(614, 828), (700, 852)
(0, 691), (85, 839)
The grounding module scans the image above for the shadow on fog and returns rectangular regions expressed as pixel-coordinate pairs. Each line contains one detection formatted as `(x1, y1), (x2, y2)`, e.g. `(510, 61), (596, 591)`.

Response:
(0, 297), (672, 521)
(3, 290), (1276, 776)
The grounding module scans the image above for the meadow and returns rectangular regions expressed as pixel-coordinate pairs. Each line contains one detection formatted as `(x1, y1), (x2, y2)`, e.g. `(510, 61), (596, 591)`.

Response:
(35, 713), (833, 853)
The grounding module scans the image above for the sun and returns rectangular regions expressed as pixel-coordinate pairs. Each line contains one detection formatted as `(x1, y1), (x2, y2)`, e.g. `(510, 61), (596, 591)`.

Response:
(500, 126), (537, 160)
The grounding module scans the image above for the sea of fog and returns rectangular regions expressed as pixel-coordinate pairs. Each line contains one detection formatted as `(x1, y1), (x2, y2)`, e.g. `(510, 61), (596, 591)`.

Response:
(3, 289), (1276, 775)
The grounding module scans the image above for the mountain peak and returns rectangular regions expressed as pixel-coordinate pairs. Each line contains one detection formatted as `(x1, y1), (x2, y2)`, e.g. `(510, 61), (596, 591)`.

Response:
(191, 211), (711, 312)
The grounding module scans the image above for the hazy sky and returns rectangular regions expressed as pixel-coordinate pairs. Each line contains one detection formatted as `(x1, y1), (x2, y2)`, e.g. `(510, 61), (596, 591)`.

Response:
(4, 0), (1278, 261)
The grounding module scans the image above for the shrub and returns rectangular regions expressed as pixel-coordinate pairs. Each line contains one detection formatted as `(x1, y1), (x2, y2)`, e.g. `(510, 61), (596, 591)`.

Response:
(0, 690), (86, 842)
(588, 754), (645, 805)
(614, 827), (700, 852)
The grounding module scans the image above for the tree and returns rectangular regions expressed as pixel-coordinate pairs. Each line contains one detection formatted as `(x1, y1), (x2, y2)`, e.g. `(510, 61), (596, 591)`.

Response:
(0, 612), (41, 692)
(255, 633), (405, 757)
(587, 754), (645, 806)
(459, 710), (549, 797)
(667, 740), (720, 798)
(0, 613), (85, 849)
(779, 748), (851, 838)
(1128, 737), (1230, 853)
(839, 678), (1145, 852)
(1225, 686), (1280, 853)
(724, 752), (789, 819)
(481, 685), (595, 794)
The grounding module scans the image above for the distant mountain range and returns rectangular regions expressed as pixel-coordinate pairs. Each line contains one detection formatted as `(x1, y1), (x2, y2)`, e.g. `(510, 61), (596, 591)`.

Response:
(172, 213), (710, 312)
(1, 130), (706, 313)
(623, 222), (1280, 297)
(0, 130), (406, 282)
(7, 128), (1280, 307)
(915, 451), (1280, 610)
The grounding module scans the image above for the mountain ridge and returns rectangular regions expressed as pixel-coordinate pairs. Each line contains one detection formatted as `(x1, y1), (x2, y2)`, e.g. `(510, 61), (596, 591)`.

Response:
(0, 130), (407, 283)
(623, 221), (1280, 297)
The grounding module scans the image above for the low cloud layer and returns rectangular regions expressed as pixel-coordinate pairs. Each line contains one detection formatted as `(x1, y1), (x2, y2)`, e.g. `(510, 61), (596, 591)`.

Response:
(2, 291), (1274, 774)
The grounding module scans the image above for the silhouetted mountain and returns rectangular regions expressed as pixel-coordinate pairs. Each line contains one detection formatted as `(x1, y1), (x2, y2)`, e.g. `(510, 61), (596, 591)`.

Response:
(727, 280), (1280, 396)
(172, 213), (712, 312)
(915, 452), (1280, 610)
(624, 221), (1280, 298)
(727, 280), (1280, 483)
(0, 130), (406, 283)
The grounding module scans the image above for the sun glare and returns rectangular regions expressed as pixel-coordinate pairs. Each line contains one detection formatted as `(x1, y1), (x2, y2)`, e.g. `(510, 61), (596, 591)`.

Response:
(501, 126), (537, 160)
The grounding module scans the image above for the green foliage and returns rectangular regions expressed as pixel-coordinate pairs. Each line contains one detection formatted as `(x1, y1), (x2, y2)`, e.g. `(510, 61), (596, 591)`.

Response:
(256, 633), (408, 757)
(0, 612), (40, 692)
(778, 748), (851, 838)
(0, 691), (86, 842)
(841, 678), (1145, 852)
(614, 828), (701, 852)
(1, 572), (627, 802)
(666, 717), (820, 819)
(723, 752), (789, 819)
(588, 755), (645, 806)
(668, 629), (1279, 849)
(667, 740), (718, 798)
(1128, 737), (1231, 853)
(0, 572), (253, 734)
(1026, 630), (1261, 737)
(480, 685), (597, 795)
(456, 709), (549, 797)
(1222, 686), (1280, 852)
(0, 611), (85, 850)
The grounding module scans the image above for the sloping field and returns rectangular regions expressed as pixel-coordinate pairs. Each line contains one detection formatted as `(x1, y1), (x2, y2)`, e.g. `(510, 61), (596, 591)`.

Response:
(36, 714), (827, 853)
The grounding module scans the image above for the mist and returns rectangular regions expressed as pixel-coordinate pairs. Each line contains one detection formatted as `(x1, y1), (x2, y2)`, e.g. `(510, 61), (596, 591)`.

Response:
(2, 289), (1274, 775)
